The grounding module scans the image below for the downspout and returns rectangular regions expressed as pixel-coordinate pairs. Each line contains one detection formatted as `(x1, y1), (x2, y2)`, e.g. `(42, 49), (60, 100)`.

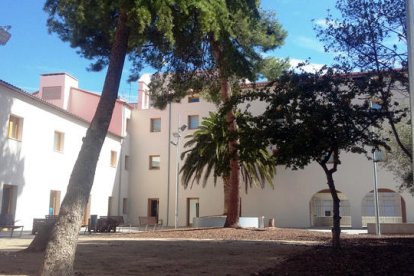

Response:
(117, 138), (124, 215)
(406, 0), (414, 186)
(166, 102), (172, 226)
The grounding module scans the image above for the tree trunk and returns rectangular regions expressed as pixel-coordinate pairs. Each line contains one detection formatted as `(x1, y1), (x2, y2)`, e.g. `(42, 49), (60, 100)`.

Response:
(221, 79), (241, 228)
(39, 11), (129, 276)
(25, 223), (55, 252)
(327, 171), (341, 249)
(223, 176), (230, 215)
(320, 161), (341, 249)
(210, 36), (241, 227)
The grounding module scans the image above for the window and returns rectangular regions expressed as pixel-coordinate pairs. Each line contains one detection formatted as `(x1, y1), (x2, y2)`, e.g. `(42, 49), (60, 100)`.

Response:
(188, 115), (199, 129)
(188, 95), (200, 103)
(110, 150), (118, 167)
(42, 86), (62, 100)
(149, 155), (160, 170)
(54, 131), (64, 152)
(122, 198), (128, 214)
(370, 97), (382, 110)
(7, 115), (23, 140)
(124, 155), (130, 170)
(150, 118), (161, 132)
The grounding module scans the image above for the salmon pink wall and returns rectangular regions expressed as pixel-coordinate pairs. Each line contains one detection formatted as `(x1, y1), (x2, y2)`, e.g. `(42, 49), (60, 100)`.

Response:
(68, 88), (123, 136)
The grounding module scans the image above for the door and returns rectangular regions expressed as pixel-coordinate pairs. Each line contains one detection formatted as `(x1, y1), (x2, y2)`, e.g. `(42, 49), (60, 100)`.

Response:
(187, 198), (199, 226)
(0, 185), (17, 224)
(148, 199), (159, 220)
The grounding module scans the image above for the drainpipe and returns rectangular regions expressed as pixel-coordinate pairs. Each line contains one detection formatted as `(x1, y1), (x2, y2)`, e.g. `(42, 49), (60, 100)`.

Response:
(166, 102), (172, 226)
(117, 138), (124, 215)
(406, 0), (414, 186)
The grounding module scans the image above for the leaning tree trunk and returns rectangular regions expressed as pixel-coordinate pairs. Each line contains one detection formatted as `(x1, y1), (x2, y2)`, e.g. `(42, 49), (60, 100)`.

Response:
(320, 160), (341, 249)
(39, 11), (129, 276)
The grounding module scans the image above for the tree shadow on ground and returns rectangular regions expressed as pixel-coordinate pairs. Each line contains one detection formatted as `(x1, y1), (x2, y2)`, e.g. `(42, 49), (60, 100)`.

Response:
(258, 237), (414, 275)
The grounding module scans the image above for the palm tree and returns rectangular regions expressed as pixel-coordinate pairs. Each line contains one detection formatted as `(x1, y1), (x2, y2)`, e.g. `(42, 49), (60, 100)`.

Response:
(180, 112), (276, 215)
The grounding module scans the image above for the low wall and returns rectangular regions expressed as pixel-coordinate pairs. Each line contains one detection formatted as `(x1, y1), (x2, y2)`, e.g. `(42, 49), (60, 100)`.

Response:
(367, 223), (414, 234)
(193, 216), (260, 228)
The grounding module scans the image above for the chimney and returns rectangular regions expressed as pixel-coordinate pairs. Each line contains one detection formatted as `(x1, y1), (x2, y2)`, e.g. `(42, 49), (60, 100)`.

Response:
(39, 73), (78, 110)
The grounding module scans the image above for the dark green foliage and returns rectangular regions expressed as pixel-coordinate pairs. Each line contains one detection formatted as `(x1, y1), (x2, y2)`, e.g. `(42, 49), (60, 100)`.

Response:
(146, 2), (287, 109)
(254, 68), (388, 168)
(180, 111), (276, 192)
(315, 0), (411, 166)
(315, 0), (407, 72)
(233, 67), (389, 247)
(383, 123), (413, 193)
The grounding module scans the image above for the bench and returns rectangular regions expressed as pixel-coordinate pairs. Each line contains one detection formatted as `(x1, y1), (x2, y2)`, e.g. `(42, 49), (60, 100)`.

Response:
(32, 216), (58, 235)
(367, 223), (414, 234)
(0, 214), (23, 237)
(0, 225), (24, 237)
(138, 216), (162, 231)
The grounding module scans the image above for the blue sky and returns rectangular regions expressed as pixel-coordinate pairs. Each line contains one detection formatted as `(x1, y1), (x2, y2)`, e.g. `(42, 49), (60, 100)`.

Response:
(0, 0), (338, 102)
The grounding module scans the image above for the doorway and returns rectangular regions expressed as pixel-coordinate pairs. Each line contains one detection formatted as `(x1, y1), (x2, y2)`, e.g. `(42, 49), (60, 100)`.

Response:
(361, 189), (406, 226)
(309, 189), (351, 227)
(148, 198), (159, 220)
(187, 198), (199, 226)
(0, 185), (17, 224)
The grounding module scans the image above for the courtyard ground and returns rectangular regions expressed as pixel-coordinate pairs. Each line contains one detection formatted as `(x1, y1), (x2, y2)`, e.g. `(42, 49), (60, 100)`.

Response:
(0, 227), (413, 275)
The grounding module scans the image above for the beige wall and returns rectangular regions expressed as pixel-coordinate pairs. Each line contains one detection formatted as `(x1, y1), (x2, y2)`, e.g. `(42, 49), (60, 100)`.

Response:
(128, 81), (414, 228)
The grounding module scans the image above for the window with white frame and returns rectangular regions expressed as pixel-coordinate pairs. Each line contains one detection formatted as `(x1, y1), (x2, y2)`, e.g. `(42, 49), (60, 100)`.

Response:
(149, 155), (160, 170)
(188, 94), (200, 103)
(110, 150), (118, 167)
(7, 115), (23, 140)
(150, 118), (161, 132)
(188, 115), (199, 129)
(54, 131), (65, 152)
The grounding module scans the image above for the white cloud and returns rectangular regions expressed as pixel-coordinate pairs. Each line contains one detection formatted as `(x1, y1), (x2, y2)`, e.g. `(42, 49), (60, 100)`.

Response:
(314, 18), (339, 29)
(294, 36), (325, 53)
(289, 58), (325, 73)
(314, 18), (328, 28)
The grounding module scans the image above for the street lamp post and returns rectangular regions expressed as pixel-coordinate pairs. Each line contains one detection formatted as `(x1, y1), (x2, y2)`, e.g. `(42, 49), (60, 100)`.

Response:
(372, 149), (385, 235)
(0, 26), (11, 45)
(170, 121), (187, 229)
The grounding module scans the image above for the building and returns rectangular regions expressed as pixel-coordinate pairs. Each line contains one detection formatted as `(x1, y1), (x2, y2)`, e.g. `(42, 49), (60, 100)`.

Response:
(0, 73), (413, 230)
(0, 73), (131, 229)
(129, 75), (414, 229)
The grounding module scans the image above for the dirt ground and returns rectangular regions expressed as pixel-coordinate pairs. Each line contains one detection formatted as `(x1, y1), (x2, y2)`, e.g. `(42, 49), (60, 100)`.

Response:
(0, 227), (412, 276)
(0, 227), (324, 275)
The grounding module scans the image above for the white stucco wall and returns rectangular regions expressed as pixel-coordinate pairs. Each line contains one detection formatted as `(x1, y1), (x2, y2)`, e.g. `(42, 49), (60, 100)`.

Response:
(0, 83), (129, 229)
